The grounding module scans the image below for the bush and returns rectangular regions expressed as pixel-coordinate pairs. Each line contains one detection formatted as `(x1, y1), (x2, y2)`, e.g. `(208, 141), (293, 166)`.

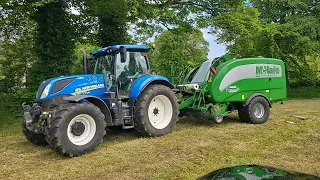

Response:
(287, 87), (320, 99)
(0, 91), (35, 127)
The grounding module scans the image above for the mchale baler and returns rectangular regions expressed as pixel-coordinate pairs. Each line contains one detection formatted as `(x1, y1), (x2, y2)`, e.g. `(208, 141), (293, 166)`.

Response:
(177, 55), (287, 124)
(22, 45), (286, 157)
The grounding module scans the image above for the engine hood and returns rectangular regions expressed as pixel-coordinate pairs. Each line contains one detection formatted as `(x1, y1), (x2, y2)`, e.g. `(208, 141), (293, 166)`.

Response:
(36, 74), (106, 101)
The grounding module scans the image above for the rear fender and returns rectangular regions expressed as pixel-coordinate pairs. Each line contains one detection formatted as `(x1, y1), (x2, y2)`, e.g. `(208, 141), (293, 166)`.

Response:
(63, 95), (113, 126)
(244, 93), (271, 107)
(130, 75), (174, 98)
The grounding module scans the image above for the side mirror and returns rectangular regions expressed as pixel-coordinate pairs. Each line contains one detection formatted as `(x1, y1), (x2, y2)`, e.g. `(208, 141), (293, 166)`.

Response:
(119, 46), (127, 63)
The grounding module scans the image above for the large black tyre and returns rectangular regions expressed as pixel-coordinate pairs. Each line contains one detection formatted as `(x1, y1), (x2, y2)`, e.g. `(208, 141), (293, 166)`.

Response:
(22, 120), (48, 145)
(47, 103), (106, 157)
(238, 96), (270, 124)
(134, 85), (179, 137)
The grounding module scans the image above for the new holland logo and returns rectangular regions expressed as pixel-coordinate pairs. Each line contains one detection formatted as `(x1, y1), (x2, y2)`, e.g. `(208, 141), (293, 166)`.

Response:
(256, 66), (280, 77)
(72, 84), (104, 95)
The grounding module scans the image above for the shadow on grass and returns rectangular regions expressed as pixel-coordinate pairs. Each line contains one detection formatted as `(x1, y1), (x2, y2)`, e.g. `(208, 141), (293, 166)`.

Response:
(178, 112), (243, 127)
(104, 126), (141, 142)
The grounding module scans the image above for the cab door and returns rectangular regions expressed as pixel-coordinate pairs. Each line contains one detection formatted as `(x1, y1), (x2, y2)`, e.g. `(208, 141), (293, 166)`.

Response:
(116, 52), (149, 98)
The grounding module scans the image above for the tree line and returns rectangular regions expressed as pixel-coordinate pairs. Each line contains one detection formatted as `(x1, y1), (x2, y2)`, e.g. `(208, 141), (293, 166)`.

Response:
(0, 0), (319, 95)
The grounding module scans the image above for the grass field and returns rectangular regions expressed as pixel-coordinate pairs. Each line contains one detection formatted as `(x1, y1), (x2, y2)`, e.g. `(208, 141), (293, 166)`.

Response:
(0, 99), (319, 180)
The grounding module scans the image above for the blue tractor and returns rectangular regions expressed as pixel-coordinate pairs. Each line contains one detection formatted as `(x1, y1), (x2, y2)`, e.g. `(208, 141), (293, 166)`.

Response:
(22, 45), (179, 157)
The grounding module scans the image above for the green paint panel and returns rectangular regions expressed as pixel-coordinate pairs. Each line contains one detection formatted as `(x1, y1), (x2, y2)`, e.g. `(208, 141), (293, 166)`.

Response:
(207, 58), (287, 103)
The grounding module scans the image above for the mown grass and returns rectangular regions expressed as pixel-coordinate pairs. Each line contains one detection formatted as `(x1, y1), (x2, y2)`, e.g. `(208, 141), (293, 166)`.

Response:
(0, 99), (319, 180)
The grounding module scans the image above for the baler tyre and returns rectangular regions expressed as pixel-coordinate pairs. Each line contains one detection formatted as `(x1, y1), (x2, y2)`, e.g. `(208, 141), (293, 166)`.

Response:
(47, 103), (106, 157)
(240, 96), (270, 124)
(134, 84), (178, 137)
(213, 114), (224, 124)
(238, 106), (250, 123)
(22, 120), (48, 145)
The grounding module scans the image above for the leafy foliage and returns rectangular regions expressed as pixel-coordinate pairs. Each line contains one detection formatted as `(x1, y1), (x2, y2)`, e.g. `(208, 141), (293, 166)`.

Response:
(72, 42), (100, 74)
(199, 0), (320, 86)
(26, 0), (76, 91)
(152, 25), (209, 82)
(0, 0), (319, 95)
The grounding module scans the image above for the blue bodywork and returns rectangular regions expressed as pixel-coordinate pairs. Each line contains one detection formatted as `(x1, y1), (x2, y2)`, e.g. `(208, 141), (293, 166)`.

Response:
(37, 74), (171, 102)
(130, 75), (171, 98)
(91, 45), (151, 56)
(37, 44), (172, 111)
(37, 74), (106, 102)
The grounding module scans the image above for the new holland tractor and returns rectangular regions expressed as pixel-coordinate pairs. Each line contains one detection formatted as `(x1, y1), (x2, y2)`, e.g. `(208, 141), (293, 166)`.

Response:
(22, 44), (287, 157)
(23, 45), (179, 157)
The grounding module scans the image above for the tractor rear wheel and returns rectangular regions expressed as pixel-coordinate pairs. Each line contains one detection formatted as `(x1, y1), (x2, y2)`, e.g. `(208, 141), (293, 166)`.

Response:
(238, 96), (270, 124)
(22, 120), (48, 145)
(134, 85), (178, 137)
(46, 103), (106, 157)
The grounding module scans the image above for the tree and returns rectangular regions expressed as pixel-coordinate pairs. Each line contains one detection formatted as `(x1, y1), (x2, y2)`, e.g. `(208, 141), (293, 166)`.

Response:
(0, 1), (38, 93)
(73, 0), (131, 47)
(249, 0), (320, 85)
(190, 0), (320, 86)
(152, 25), (209, 82)
(71, 42), (100, 74)
(26, 0), (76, 90)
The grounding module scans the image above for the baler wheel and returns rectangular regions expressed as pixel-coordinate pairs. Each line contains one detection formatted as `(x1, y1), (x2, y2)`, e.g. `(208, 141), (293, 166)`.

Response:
(213, 114), (224, 124)
(238, 96), (270, 124)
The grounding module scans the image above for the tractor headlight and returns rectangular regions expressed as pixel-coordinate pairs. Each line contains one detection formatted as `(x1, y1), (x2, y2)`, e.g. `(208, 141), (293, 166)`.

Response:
(40, 83), (52, 99)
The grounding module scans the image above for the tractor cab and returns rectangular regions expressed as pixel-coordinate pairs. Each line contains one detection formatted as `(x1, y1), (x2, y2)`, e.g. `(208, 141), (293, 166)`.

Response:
(90, 45), (151, 98)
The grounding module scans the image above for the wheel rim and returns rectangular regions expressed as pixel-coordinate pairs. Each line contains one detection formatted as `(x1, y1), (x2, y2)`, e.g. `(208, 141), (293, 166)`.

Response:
(253, 103), (265, 118)
(148, 95), (173, 130)
(67, 114), (96, 146)
(215, 114), (223, 123)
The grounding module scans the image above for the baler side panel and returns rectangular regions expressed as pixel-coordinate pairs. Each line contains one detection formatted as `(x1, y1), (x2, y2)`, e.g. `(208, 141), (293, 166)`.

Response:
(208, 58), (286, 103)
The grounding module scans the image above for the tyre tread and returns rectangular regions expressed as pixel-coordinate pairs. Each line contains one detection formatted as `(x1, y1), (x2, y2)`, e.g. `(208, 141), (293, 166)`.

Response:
(46, 103), (106, 157)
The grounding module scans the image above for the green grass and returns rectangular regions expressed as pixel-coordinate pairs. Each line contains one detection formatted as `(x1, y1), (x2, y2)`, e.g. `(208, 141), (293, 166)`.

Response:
(287, 87), (320, 99)
(1, 99), (320, 179)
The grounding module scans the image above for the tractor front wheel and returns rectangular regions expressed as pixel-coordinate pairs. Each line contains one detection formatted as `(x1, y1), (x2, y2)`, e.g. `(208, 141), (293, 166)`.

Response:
(238, 96), (270, 124)
(46, 103), (106, 157)
(134, 85), (178, 137)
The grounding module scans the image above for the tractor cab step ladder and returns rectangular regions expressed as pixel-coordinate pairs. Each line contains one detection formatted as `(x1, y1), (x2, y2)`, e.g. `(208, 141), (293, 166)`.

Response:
(121, 103), (134, 129)
(107, 97), (135, 129)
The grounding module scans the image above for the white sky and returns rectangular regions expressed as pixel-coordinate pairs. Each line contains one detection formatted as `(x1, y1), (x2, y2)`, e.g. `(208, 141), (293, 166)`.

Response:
(201, 28), (226, 59)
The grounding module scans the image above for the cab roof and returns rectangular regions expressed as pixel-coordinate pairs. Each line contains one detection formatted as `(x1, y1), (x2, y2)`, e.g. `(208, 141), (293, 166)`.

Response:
(90, 44), (150, 56)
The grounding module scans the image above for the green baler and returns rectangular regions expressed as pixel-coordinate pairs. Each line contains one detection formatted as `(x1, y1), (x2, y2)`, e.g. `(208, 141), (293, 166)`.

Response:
(178, 56), (287, 124)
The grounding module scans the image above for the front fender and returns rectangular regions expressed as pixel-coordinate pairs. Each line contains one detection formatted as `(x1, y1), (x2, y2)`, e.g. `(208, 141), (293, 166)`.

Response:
(63, 95), (113, 126)
(130, 75), (173, 98)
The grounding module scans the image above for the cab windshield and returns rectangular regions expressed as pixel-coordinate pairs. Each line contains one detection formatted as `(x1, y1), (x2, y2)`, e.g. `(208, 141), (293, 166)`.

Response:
(94, 54), (115, 75)
(94, 51), (149, 78)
